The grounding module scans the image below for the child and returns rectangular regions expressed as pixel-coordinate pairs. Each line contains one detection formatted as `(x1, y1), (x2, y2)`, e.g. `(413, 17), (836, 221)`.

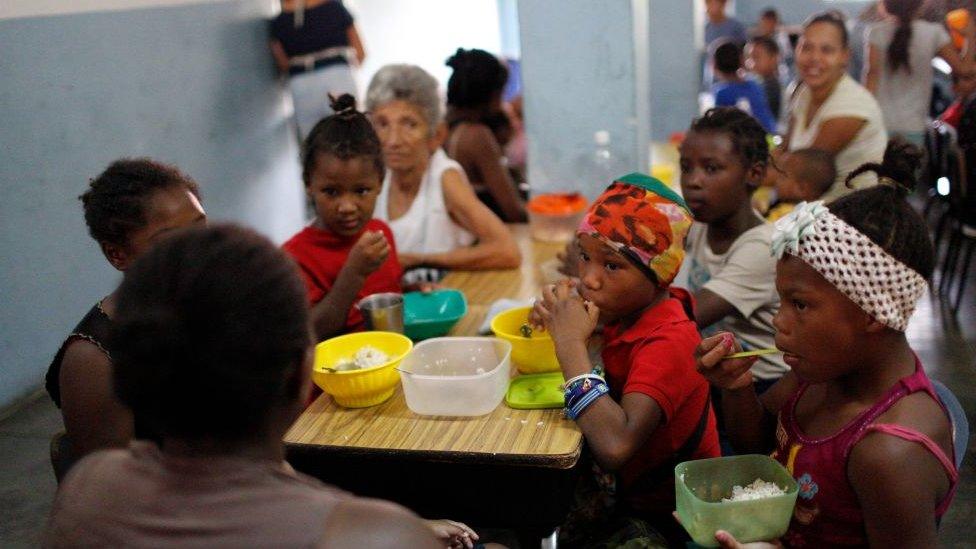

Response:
(696, 140), (957, 548)
(46, 225), (480, 548)
(680, 107), (788, 392)
(531, 173), (719, 546)
(745, 35), (784, 123)
(766, 148), (836, 222)
(939, 70), (976, 130)
(711, 40), (777, 133)
(46, 159), (207, 478)
(283, 94), (402, 340)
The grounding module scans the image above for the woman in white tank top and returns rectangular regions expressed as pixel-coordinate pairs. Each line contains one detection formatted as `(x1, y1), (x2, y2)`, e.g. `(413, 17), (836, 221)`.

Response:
(366, 64), (520, 282)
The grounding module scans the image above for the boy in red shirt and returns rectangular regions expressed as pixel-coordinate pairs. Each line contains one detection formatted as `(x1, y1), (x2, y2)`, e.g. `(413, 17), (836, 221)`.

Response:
(532, 173), (719, 547)
(283, 95), (402, 339)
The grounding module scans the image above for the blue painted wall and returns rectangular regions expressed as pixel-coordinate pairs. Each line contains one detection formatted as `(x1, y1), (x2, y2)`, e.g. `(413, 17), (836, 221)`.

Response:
(735, 0), (874, 25)
(0, 1), (305, 408)
(517, 0), (640, 199)
(648, 0), (699, 141)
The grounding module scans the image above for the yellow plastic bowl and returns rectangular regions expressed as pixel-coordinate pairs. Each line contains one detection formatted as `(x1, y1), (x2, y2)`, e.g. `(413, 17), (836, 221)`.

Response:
(490, 306), (560, 374)
(312, 331), (413, 408)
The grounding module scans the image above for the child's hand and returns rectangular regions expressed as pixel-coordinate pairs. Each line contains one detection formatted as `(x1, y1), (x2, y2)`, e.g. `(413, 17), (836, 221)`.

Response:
(715, 530), (783, 549)
(695, 332), (758, 390)
(528, 296), (550, 331)
(542, 280), (599, 346)
(422, 519), (479, 549)
(347, 230), (389, 278)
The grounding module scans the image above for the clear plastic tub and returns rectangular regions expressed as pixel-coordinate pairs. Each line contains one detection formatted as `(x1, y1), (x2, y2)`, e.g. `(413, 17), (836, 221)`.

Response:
(675, 455), (799, 547)
(527, 193), (588, 242)
(398, 337), (511, 416)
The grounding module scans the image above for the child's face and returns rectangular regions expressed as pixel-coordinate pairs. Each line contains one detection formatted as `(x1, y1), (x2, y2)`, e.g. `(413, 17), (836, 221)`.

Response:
(746, 43), (779, 78)
(772, 255), (872, 383)
(307, 154), (382, 237)
(575, 234), (660, 324)
(680, 130), (759, 224)
(776, 156), (809, 202)
(705, 0), (726, 20)
(371, 100), (438, 174)
(108, 186), (207, 270)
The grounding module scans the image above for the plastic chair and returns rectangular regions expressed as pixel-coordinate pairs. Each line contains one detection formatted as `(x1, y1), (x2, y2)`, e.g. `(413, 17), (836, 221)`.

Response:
(932, 380), (969, 470)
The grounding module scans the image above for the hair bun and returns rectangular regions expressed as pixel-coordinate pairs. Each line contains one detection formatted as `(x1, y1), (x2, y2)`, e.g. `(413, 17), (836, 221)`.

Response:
(844, 137), (921, 195)
(328, 93), (358, 117)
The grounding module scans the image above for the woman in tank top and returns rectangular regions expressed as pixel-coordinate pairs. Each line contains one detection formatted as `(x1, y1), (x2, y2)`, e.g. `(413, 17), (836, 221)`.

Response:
(366, 64), (520, 284)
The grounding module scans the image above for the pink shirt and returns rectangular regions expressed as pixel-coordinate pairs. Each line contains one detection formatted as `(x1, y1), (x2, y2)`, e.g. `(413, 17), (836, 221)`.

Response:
(45, 441), (349, 547)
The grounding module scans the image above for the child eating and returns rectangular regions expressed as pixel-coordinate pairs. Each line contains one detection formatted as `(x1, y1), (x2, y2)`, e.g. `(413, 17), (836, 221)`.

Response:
(531, 173), (719, 547)
(283, 94), (402, 340)
(696, 140), (957, 547)
(766, 148), (836, 222)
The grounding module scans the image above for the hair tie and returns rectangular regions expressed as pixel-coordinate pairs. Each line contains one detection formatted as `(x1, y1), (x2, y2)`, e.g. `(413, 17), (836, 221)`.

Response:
(878, 176), (901, 189)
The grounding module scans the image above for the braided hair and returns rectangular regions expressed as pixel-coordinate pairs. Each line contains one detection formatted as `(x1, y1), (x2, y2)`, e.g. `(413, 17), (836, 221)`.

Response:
(80, 159), (200, 247)
(882, 0), (920, 74)
(831, 138), (934, 279)
(689, 107), (771, 172)
(445, 48), (508, 109)
(301, 94), (383, 186)
(111, 224), (311, 439)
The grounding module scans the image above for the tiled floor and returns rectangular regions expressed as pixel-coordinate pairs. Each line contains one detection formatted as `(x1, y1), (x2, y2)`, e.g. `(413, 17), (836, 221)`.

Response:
(1, 284), (973, 548)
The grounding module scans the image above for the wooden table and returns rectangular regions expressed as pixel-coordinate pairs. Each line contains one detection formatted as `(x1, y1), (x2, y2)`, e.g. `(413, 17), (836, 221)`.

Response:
(285, 225), (584, 537)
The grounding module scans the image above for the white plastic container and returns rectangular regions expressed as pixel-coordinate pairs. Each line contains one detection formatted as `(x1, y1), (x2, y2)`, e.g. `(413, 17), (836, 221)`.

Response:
(398, 337), (511, 416)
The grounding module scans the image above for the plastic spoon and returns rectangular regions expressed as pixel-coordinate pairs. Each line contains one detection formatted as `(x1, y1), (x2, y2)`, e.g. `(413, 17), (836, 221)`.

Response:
(722, 348), (781, 360)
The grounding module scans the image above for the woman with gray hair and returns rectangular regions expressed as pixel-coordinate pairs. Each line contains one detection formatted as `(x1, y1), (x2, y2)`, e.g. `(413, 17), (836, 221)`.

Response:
(366, 64), (520, 283)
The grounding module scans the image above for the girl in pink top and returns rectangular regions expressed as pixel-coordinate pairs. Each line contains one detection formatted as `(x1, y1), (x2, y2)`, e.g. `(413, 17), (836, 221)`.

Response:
(695, 139), (958, 548)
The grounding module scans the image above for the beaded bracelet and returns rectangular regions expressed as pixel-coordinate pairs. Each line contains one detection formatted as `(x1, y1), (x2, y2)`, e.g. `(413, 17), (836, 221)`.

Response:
(566, 382), (609, 420)
(562, 373), (605, 391)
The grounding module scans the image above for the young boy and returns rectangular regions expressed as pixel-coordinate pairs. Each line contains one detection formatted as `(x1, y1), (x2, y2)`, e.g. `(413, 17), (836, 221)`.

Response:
(746, 35), (784, 122)
(531, 173), (719, 546)
(767, 148), (836, 222)
(711, 40), (777, 132)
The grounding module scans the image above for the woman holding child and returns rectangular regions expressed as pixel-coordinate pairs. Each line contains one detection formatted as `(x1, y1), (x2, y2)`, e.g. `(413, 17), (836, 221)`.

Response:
(782, 11), (887, 201)
(366, 64), (520, 285)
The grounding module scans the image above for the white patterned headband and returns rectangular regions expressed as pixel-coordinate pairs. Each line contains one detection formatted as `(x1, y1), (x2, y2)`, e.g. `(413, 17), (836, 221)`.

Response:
(770, 201), (928, 331)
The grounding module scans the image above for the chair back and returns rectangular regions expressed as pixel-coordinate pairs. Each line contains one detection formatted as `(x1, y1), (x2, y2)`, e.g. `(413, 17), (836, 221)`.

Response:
(932, 380), (969, 470)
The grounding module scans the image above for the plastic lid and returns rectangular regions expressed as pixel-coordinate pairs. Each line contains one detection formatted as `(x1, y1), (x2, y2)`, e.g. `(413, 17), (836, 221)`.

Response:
(505, 372), (566, 409)
(594, 130), (610, 146)
(527, 193), (588, 214)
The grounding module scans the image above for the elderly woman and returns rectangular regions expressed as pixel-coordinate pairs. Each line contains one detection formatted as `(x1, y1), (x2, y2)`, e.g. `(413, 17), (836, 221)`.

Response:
(366, 64), (520, 283)
(781, 11), (888, 201)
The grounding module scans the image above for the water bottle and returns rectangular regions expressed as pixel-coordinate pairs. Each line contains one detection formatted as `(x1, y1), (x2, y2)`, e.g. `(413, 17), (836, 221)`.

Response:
(593, 130), (619, 188)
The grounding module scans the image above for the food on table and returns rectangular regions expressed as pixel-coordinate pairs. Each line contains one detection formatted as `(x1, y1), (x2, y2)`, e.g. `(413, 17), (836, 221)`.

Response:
(722, 479), (786, 502)
(333, 346), (390, 371)
(519, 323), (534, 338)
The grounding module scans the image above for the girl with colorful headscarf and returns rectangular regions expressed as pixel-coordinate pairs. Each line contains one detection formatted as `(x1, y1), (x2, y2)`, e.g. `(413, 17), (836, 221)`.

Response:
(531, 172), (720, 547)
(696, 140), (958, 548)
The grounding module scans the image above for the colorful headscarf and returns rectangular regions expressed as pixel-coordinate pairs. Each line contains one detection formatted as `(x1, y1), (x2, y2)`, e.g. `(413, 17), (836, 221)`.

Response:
(577, 173), (693, 286)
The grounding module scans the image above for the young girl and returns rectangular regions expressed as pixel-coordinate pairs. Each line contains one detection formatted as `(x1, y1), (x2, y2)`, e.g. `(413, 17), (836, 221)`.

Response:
(46, 225), (480, 548)
(47, 159), (206, 478)
(283, 94), (402, 340)
(531, 173), (719, 547)
(679, 107), (788, 392)
(696, 140), (957, 548)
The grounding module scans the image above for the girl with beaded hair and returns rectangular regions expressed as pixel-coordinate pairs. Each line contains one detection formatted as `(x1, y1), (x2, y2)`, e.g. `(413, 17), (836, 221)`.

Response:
(696, 139), (958, 548)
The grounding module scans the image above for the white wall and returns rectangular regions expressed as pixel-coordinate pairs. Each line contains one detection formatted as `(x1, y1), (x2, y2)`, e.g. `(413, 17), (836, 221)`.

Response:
(343, 0), (503, 96)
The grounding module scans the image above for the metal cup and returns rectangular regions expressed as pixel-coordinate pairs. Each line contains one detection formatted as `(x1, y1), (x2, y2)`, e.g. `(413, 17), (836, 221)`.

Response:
(356, 293), (405, 333)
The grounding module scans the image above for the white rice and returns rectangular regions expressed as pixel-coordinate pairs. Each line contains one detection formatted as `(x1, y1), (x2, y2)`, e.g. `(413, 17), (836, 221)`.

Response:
(722, 479), (785, 502)
(334, 346), (390, 370)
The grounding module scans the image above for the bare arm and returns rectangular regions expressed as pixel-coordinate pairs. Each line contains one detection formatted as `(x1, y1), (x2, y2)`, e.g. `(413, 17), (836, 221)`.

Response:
(346, 25), (366, 65)
(849, 433), (946, 548)
(269, 40), (290, 75)
(454, 124), (526, 222)
(405, 168), (520, 271)
(59, 341), (133, 458)
(324, 498), (440, 549)
(693, 288), (739, 330)
(809, 117), (867, 155)
(939, 18), (976, 76)
(863, 43), (882, 94)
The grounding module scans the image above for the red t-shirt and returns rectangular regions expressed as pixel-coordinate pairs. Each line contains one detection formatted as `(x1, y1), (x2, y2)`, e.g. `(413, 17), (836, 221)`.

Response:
(941, 100), (963, 129)
(282, 220), (403, 333)
(600, 287), (720, 515)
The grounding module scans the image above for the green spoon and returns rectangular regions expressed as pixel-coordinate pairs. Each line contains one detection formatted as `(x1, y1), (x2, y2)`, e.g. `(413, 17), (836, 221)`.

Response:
(722, 348), (781, 360)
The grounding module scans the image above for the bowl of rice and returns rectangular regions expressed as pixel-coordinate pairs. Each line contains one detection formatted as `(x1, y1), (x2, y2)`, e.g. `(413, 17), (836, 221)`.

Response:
(675, 454), (799, 547)
(312, 331), (413, 408)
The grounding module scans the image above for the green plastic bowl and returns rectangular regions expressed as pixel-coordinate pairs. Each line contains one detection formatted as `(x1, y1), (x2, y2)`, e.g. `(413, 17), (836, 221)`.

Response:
(403, 290), (468, 341)
(675, 455), (798, 547)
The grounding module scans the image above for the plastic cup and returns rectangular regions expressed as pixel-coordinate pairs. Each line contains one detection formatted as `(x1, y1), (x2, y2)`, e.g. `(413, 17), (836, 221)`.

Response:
(357, 293), (404, 333)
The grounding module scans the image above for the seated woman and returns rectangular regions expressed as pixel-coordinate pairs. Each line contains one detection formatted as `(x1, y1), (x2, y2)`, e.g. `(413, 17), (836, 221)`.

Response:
(443, 48), (527, 222)
(46, 159), (206, 478)
(365, 64), (521, 284)
(780, 11), (888, 202)
(45, 225), (482, 548)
